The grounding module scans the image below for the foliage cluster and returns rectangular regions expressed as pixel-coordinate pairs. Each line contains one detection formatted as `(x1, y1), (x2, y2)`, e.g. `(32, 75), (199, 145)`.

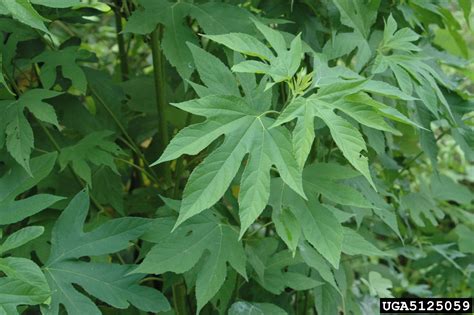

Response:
(0, 0), (473, 314)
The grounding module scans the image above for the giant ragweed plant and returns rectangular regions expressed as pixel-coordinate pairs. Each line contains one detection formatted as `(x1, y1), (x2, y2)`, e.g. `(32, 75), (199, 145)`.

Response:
(0, 0), (473, 314)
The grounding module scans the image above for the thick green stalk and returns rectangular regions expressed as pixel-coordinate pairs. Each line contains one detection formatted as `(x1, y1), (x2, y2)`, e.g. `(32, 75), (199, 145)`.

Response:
(172, 282), (189, 315)
(151, 26), (186, 314)
(150, 26), (172, 186)
(113, 0), (129, 81)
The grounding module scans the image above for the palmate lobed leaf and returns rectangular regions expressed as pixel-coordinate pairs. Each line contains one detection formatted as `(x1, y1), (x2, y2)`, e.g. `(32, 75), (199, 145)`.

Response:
(0, 152), (63, 225)
(206, 19), (304, 85)
(245, 238), (322, 295)
(0, 89), (61, 174)
(272, 77), (420, 188)
(135, 214), (246, 313)
(58, 130), (124, 187)
(42, 190), (170, 315)
(0, 0), (471, 313)
(270, 179), (343, 269)
(155, 94), (306, 234)
(34, 46), (88, 93)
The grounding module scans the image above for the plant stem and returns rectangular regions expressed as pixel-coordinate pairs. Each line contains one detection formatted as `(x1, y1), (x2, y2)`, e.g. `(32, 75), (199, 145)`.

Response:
(139, 276), (163, 284)
(172, 282), (189, 315)
(151, 26), (172, 186)
(113, 0), (129, 81)
(88, 87), (159, 183)
(115, 158), (157, 184)
(295, 291), (300, 314)
(151, 28), (185, 309)
(302, 270), (312, 314)
(173, 113), (192, 198)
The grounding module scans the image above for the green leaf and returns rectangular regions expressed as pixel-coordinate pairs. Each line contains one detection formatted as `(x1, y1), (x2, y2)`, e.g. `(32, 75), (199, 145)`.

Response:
(59, 131), (124, 186)
(0, 194), (63, 225)
(303, 162), (361, 180)
(0, 226), (44, 254)
(289, 197), (343, 268)
(307, 178), (372, 208)
(380, 54), (453, 119)
(204, 33), (274, 61)
(134, 215), (246, 313)
(91, 167), (124, 215)
(343, 93), (422, 128)
(189, 2), (255, 35)
(30, 0), (79, 8)
(0, 51), (14, 96)
(0, 0), (49, 33)
(123, 0), (169, 34)
(1, 89), (61, 173)
(364, 271), (393, 298)
(314, 284), (341, 315)
(232, 60), (270, 74)
(229, 301), (287, 315)
(264, 34), (302, 82)
(155, 95), (304, 230)
(274, 93), (378, 188)
(342, 228), (386, 256)
(5, 105), (34, 174)
(299, 242), (340, 293)
(350, 177), (401, 239)
(400, 192), (444, 227)
(0, 152), (57, 202)
(455, 225), (474, 254)
(459, 0), (472, 28)
(382, 15), (420, 52)
(18, 89), (62, 127)
(124, 0), (198, 80)
(363, 80), (416, 101)
(222, 22), (302, 84)
(314, 104), (375, 189)
(188, 43), (240, 96)
(0, 257), (50, 309)
(272, 207), (301, 254)
(292, 102), (314, 169)
(43, 190), (169, 315)
(303, 165), (373, 208)
(332, 0), (380, 38)
(245, 240), (312, 294)
(44, 261), (169, 314)
(83, 68), (129, 133)
(284, 271), (323, 290)
(431, 175), (473, 204)
(332, 0), (380, 70)
(332, 99), (402, 135)
(160, 3), (198, 80)
(34, 46), (88, 93)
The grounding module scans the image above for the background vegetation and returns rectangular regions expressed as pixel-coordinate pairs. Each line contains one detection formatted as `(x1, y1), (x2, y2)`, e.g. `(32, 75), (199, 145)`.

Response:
(0, 0), (473, 314)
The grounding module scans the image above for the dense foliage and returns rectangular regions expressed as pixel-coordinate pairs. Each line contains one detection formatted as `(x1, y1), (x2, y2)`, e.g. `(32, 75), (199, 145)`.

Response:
(0, 0), (473, 314)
